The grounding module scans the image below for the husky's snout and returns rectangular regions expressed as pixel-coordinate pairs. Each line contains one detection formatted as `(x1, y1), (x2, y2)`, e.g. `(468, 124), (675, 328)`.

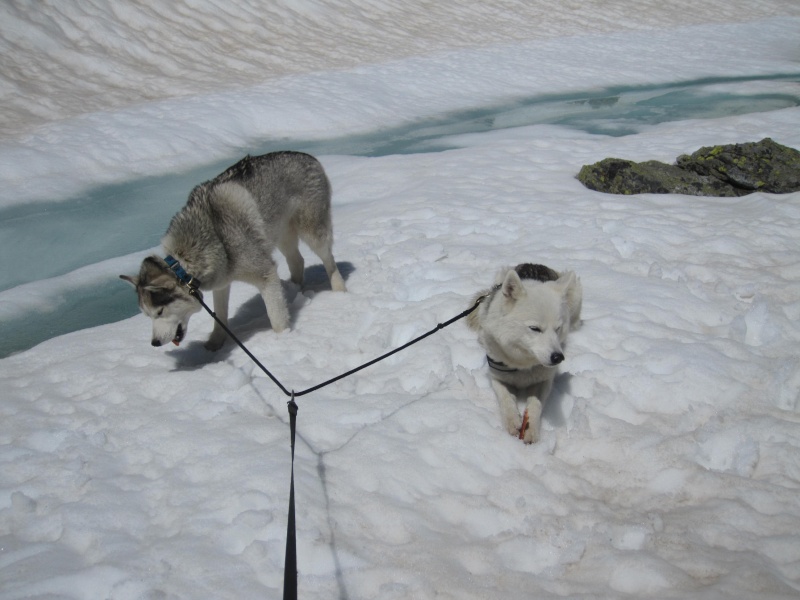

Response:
(151, 323), (185, 347)
(550, 351), (564, 365)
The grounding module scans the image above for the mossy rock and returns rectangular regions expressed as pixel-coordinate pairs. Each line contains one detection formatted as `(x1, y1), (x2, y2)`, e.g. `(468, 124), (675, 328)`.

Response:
(676, 138), (800, 193)
(577, 158), (742, 196)
(578, 138), (800, 196)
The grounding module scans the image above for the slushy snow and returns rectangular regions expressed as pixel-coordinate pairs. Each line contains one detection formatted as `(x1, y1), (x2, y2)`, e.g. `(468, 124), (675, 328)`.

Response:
(2, 2), (800, 599)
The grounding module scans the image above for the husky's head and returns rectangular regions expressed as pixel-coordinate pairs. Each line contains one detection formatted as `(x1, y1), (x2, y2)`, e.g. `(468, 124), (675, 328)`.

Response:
(120, 256), (202, 347)
(471, 268), (582, 369)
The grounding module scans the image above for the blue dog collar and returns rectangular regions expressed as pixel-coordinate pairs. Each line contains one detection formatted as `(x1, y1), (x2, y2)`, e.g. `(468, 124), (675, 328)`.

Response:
(164, 255), (201, 289)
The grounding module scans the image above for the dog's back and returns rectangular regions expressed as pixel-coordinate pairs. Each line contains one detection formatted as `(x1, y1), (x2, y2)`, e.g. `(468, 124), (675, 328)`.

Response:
(186, 152), (331, 220)
(514, 263), (559, 283)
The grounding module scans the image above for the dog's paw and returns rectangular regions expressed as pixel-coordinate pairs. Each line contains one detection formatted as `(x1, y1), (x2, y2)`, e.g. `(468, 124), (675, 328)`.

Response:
(204, 335), (226, 351)
(520, 410), (540, 444)
(330, 271), (347, 292)
(503, 414), (523, 437)
(271, 321), (289, 333)
(521, 426), (539, 444)
(267, 307), (291, 333)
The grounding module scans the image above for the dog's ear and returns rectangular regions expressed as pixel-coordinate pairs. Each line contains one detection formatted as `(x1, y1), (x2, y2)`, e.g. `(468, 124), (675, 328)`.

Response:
(466, 290), (488, 331)
(501, 269), (526, 301)
(138, 256), (177, 289)
(119, 274), (138, 288)
(142, 255), (169, 274)
(555, 270), (576, 290)
(556, 271), (583, 329)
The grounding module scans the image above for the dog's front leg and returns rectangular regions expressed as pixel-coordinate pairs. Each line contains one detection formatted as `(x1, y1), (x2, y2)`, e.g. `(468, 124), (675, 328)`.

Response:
(205, 285), (231, 351)
(490, 378), (522, 437)
(521, 397), (542, 444)
(256, 264), (290, 333)
(521, 379), (552, 444)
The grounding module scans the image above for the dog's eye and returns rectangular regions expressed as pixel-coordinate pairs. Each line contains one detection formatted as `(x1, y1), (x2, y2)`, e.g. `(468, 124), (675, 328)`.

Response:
(157, 308), (164, 317)
(529, 326), (542, 333)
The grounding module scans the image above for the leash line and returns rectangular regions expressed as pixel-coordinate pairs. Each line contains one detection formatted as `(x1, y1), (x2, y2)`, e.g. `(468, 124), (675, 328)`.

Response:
(293, 302), (481, 397)
(283, 394), (298, 600)
(184, 283), (490, 600)
(190, 291), (292, 396)
(189, 287), (487, 398)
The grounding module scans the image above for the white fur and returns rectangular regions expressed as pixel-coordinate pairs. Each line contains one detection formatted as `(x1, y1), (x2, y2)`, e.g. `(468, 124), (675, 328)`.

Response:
(467, 267), (582, 443)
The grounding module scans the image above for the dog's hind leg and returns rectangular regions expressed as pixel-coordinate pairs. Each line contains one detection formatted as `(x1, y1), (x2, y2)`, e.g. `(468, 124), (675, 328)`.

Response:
(302, 232), (346, 292)
(205, 285), (231, 351)
(490, 379), (523, 437)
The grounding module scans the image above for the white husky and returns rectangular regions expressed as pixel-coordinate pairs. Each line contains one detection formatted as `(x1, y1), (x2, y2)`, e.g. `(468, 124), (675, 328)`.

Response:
(467, 263), (582, 443)
(121, 152), (346, 350)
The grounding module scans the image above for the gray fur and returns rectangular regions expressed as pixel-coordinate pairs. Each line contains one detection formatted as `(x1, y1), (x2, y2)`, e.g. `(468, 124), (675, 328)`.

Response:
(468, 263), (582, 443)
(121, 152), (346, 350)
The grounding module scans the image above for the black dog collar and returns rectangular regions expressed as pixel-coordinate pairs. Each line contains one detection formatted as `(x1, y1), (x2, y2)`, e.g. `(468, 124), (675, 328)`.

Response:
(487, 355), (519, 373)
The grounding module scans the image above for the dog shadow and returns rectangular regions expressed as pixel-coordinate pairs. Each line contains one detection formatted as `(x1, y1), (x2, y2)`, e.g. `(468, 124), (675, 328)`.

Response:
(302, 261), (356, 292)
(169, 261), (355, 371)
(541, 372), (574, 428)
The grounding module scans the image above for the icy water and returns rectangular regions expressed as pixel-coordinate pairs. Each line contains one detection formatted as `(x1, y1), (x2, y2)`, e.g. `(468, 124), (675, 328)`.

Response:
(1, 74), (798, 357)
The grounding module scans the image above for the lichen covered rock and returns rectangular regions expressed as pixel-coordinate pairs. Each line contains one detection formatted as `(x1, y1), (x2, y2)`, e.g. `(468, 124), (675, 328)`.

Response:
(676, 138), (800, 194)
(577, 158), (741, 196)
(577, 138), (800, 196)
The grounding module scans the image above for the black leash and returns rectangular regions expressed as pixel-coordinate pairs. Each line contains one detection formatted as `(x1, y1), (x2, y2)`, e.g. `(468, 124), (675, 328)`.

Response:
(181, 279), (489, 599)
(284, 394), (298, 600)
(187, 288), (486, 399)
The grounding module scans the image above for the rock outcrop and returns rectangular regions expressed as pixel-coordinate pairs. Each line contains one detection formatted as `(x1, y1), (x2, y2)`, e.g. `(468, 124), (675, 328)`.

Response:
(577, 138), (800, 196)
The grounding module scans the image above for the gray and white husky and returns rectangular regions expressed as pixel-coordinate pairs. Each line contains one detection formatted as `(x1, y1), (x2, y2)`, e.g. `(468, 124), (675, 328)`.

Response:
(467, 264), (582, 443)
(121, 151), (346, 350)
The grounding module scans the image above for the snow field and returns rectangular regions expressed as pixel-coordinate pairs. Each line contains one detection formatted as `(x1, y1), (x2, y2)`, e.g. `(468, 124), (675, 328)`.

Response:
(5, 105), (800, 597)
(2, 3), (800, 597)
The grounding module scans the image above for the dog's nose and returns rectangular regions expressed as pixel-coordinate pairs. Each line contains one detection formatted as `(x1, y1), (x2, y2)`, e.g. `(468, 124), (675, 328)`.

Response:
(151, 339), (162, 347)
(550, 351), (564, 365)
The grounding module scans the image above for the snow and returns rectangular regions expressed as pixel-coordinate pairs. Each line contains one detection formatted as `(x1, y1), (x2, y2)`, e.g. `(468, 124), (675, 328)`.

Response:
(2, 2), (800, 599)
